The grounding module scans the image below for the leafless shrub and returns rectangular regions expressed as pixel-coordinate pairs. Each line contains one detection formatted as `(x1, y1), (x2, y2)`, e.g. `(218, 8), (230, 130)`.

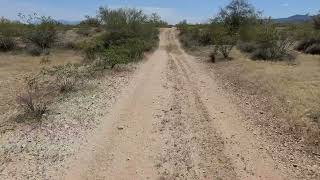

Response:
(16, 76), (48, 121)
(53, 64), (82, 93)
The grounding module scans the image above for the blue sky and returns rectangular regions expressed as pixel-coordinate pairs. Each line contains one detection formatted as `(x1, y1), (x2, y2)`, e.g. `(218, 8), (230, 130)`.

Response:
(0, 0), (319, 24)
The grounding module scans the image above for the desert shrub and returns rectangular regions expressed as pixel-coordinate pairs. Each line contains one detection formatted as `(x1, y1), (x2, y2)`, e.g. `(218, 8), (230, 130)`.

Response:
(72, 7), (161, 71)
(62, 41), (77, 49)
(76, 26), (91, 36)
(0, 17), (27, 37)
(295, 38), (320, 55)
(103, 46), (130, 69)
(16, 92), (47, 120)
(198, 30), (213, 45)
(237, 41), (257, 53)
(148, 13), (168, 27)
(0, 35), (16, 51)
(250, 24), (294, 61)
(251, 48), (273, 60)
(312, 13), (320, 30)
(87, 7), (160, 69)
(213, 32), (237, 59)
(178, 25), (214, 48)
(23, 15), (58, 49)
(98, 7), (150, 33)
(99, 31), (133, 48)
(16, 77), (48, 120)
(54, 64), (81, 92)
(79, 40), (102, 63)
(295, 38), (320, 52)
(220, 45), (233, 58)
(305, 43), (320, 55)
(97, 39), (148, 69)
(213, 0), (260, 33)
(239, 25), (259, 42)
(80, 15), (101, 27)
(26, 45), (43, 56)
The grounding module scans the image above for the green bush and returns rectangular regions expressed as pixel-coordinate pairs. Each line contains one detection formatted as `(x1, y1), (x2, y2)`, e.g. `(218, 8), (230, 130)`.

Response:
(104, 46), (130, 69)
(212, 32), (237, 59)
(239, 25), (258, 42)
(178, 25), (214, 48)
(213, 0), (260, 33)
(79, 41), (101, 63)
(250, 24), (294, 61)
(75, 7), (161, 71)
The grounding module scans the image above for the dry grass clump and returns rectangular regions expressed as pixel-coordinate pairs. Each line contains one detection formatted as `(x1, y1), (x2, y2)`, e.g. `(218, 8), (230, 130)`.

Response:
(219, 49), (320, 146)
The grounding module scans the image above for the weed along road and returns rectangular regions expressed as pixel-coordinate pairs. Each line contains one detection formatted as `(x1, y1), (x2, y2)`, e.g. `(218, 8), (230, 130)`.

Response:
(61, 28), (302, 180)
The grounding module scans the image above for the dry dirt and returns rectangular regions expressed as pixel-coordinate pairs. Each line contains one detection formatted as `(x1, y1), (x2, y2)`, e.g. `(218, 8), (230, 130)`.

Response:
(1, 28), (319, 179)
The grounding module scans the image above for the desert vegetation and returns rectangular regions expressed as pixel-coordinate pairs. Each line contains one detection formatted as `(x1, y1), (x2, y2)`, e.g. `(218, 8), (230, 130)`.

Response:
(0, 7), (166, 126)
(178, 0), (320, 150)
(178, 1), (320, 61)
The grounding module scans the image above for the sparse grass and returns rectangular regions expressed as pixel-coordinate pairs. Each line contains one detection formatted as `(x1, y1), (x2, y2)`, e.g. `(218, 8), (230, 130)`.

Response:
(190, 46), (320, 147)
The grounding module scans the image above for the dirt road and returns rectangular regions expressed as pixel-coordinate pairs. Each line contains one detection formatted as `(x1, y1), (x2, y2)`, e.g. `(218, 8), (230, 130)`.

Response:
(63, 28), (301, 180)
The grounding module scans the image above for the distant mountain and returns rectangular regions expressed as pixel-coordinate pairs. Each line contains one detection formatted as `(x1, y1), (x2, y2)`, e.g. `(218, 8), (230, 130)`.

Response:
(273, 14), (312, 23)
(58, 20), (80, 25)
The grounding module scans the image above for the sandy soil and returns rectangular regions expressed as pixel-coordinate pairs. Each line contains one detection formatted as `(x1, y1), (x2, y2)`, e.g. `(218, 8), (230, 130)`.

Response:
(1, 28), (319, 179)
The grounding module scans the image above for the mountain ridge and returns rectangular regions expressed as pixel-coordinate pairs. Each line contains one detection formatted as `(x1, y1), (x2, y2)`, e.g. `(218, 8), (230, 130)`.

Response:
(273, 14), (312, 23)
